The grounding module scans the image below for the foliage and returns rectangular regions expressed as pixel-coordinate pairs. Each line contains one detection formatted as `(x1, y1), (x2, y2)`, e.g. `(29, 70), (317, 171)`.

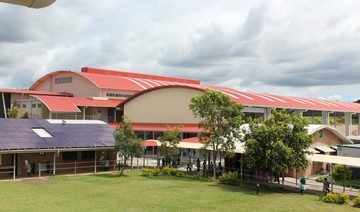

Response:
(332, 164), (352, 181)
(157, 125), (182, 167)
(114, 117), (144, 175)
(323, 193), (350, 205)
(161, 166), (185, 177)
(243, 109), (313, 180)
(142, 167), (161, 177)
(7, 106), (19, 118)
(142, 166), (184, 177)
(353, 196), (360, 208)
(189, 90), (244, 178)
(218, 171), (239, 185)
(21, 112), (29, 119)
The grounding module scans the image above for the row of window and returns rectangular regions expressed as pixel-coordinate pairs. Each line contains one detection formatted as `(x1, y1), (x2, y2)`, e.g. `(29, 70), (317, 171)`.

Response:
(21, 104), (41, 108)
(135, 131), (198, 140)
(106, 93), (132, 98)
(55, 76), (73, 84)
(62, 151), (95, 161)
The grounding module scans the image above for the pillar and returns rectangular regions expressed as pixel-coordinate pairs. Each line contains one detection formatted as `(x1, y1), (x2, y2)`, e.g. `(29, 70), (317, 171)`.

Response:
(321, 111), (329, 125)
(344, 112), (352, 136)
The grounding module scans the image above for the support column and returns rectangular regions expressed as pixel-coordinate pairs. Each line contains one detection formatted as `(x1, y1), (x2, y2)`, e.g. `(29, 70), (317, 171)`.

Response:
(358, 114), (360, 136)
(322, 111), (329, 125)
(94, 151), (97, 173)
(82, 107), (86, 120)
(344, 112), (352, 136)
(295, 110), (304, 117)
(53, 152), (56, 176)
(263, 108), (272, 120)
(2, 92), (7, 118)
(13, 154), (16, 180)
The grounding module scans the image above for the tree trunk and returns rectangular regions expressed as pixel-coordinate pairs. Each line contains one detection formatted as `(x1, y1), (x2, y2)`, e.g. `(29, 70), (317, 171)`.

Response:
(120, 157), (127, 176)
(212, 150), (217, 179)
(131, 155), (133, 170)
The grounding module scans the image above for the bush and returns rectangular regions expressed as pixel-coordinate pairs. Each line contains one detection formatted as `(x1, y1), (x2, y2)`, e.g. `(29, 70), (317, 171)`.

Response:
(323, 193), (349, 205)
(218, 172), (239, 185)
(332, 164), (352, 181)
(162, 166), (179, 176)
(142, 167), (161, 177)
(353, 196), (360, 208)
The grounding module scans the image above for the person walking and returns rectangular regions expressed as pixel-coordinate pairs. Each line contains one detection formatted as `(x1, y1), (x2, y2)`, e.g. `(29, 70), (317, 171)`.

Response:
(323, 177), (330, 194)
(25, 160), (31, 177)
(300, 176), (306, 194)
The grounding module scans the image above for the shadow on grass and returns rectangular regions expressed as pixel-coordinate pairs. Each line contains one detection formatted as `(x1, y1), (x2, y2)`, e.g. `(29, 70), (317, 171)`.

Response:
(90, 172), (131, 178)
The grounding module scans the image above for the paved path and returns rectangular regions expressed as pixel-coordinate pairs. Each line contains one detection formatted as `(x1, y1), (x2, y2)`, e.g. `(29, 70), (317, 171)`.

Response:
(278, 176), (360, 197)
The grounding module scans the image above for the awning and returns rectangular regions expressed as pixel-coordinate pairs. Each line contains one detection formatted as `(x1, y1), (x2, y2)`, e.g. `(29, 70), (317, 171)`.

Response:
(142, 140), (161, 147)
(314, 146), (336, 153)
(31, 95), (122, 112)
(307, 147), (320, 154)
(307, 154), (360, 167)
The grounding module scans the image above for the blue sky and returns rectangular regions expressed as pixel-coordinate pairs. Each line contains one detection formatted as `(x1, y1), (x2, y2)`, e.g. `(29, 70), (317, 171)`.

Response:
(1, 1), (360, 101)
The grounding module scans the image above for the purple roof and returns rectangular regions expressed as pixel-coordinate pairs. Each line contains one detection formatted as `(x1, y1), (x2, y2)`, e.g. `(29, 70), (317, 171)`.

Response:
(0, 119), (115, 151)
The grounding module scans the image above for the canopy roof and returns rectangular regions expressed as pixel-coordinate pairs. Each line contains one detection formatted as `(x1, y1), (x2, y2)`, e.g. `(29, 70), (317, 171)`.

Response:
(31, 95), (122, 113)
(0, 88), (70, 96)
(307, 154), (360, 167)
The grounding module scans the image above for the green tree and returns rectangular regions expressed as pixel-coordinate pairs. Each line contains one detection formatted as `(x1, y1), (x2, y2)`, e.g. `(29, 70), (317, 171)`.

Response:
(7, 106), (19, 118)
(243, 109), (313, 181)
(114, 118), (144, 176)
(158, 125), (182, 167)
(332, 164), (352, 181)
(189, 90), (244, 178)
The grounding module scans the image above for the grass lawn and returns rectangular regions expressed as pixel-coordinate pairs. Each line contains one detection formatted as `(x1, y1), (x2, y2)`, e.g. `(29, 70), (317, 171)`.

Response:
(0, 171), (357, 211)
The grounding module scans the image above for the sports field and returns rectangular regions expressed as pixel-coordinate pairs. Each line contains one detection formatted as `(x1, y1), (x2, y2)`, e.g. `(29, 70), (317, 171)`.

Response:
(0, 171), (356, 211)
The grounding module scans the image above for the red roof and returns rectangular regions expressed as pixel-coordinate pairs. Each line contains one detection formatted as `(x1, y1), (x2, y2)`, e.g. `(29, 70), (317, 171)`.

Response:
(28, 68), (360, 113)
(120, 85), (360, 113)
(109, 122), (201, 132)
(0, 88), (70, 96)
(142, 140), (161, 147)
(31, 95), (122, 112)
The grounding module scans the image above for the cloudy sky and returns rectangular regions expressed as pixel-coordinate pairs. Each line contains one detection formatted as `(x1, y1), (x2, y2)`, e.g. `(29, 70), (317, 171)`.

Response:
(1, 1), (360, 101)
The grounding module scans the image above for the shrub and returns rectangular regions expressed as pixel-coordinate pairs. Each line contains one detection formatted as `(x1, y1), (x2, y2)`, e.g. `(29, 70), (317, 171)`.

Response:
(323, 193), (349, 205)
(353, 196), (360, 208)
(336, 194), (350, 204)
(218, 172), (239, 185)
(142, 167), (161, 177)
(161, 166), (183, 176)
(332, 164), (352, 181)
(323, 193), (337, 203)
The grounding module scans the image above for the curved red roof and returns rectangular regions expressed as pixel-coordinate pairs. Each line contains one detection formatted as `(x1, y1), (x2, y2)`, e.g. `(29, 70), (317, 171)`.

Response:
(29, 68), (360, 113)
(119, 85), (360, 113)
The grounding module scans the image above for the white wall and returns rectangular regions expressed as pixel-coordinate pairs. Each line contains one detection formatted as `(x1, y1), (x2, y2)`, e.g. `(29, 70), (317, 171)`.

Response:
(124, 87), (202, 124)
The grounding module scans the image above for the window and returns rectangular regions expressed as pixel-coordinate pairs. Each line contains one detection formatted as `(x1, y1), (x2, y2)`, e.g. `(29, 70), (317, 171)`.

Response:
(153, 131), (164, 140)
(62, 152), (78, 161)
(37, 104), (42, 108)
(106, 93), (132, 98)
(32, 128), (53, 138)
(32, 104), (36, 108)
(22, 104), (26, 108)
(81, 151), (95, 160)
(55, 76), (73, 84)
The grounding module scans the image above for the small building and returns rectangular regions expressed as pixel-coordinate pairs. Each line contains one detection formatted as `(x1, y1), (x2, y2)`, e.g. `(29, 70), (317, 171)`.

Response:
(0, 118), (116, 180)
(337, 144), (360, 177)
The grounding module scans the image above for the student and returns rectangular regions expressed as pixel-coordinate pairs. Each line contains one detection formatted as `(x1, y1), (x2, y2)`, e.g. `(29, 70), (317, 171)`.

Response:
(300, 176), (306, 194)
(323, 177), (330, 194)
(25, 160), (31, 176)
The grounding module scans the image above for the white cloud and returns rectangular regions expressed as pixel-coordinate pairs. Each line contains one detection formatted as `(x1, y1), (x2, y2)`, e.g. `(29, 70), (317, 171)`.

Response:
(1, 0), (360, 101)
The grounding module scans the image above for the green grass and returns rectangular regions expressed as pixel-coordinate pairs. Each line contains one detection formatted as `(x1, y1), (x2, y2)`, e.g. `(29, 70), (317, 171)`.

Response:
(0, 171), (357, 211)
